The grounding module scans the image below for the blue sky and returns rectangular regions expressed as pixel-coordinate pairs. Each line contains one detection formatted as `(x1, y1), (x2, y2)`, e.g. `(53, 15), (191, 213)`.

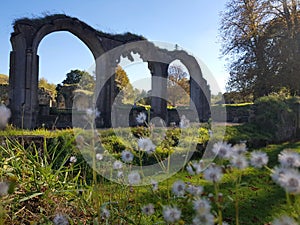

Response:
(0, 0), (229, 93)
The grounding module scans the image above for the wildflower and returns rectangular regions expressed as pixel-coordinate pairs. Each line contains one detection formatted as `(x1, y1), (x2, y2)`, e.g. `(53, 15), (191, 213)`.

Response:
(163, 206), (181, 223)
(186, 184), (203, 196)
(0, 104), (11, 129)
(141, 203), (155, 216)
(179, 115), (190, 128)
(75, 135), (85, 146)
(136, 112), (147, 124)
(192, 213), (214, 225)
(69, 156), (77, 163)
(203, 164), (223, 183)
(0, 181), (9, 196)
(193, 160), (205, 174)
(128, 171), (141, 185)
(232, 142), (247, 155)
(113, 160), (123, 170)
(96, 153), (103, 161)
(137, 138), (156, 154)
(212, 141), (232, 159)
(272, 215), (298, 225)
(172, 180), (185, 197)
(117, 171), (123, 178)
(53, 213), (69, 225)
(186, 164), (195, 175)
(276, 168), (300, 194)
(250, 151), (269, 168)
(230, 154), (248, 169)
(271, 166), (287, 185)
(193, 198), (211, 215)
(101, 207), (110, 219)
(151, 179), (158, 191)
(278, 149), (300, 168)
(121, 150), (134, 163)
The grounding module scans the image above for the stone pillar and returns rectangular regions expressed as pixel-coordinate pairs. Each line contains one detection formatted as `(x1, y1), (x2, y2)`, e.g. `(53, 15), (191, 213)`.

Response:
(148, 62), (169, 124)
(9, 47), (28, 128)
(190, 77), (210, 122)
(95, 58), (116, 128)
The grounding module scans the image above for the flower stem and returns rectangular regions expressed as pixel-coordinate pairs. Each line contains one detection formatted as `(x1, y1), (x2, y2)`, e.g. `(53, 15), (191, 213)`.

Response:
(214, 182), (222, 225)
(235, 172), (242, 225)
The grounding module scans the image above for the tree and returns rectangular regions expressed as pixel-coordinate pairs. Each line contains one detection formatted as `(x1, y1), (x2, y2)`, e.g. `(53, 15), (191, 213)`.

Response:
(39, 77), (57, 98)
(0, 74), (8, 84)
(221, 0), (300, 99)
(114, 65), (135, 103)
(167, 64), (190, 106)
(61, 69), (95, 90)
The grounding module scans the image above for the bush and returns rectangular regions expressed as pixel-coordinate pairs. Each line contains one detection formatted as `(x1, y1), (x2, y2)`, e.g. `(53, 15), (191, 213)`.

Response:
(252, 95), (300, 142)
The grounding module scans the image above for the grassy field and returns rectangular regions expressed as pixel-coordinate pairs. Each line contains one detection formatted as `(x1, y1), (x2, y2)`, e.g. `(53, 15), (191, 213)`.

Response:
(0, 125), (299, 224)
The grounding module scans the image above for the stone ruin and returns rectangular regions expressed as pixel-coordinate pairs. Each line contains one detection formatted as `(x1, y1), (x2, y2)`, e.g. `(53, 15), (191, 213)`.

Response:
(8, 14), (211, 129)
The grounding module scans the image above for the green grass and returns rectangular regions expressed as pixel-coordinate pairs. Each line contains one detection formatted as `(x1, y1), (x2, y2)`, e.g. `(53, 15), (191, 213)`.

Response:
(0, 126), (299, 224)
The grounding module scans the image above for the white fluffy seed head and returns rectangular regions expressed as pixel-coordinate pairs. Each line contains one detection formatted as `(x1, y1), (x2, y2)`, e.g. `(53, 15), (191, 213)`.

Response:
(278, 149), (300, 168)
(162, 206), (181, 223)
(250, 151), (269, 168)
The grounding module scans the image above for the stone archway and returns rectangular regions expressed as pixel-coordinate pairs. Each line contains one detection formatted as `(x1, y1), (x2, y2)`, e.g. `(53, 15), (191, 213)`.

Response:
(9, 14), (145, 129)
(9, 14), (210, 129)
(96, 40), (211, 128)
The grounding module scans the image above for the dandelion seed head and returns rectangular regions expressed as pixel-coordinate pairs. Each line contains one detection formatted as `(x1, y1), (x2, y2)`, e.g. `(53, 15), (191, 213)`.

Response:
(186, 164), (195, 175)
(193, 198), (211, 215)
(113, 160), (123, 170)
(117, 171), (123, 178)
(250, 151), (269, 168)
(0, 105), (11, 129)
(136, 112), (147, 124)
(53, 213), (69, 225)
(96, 153), (103, 161)
(128, 171), (141, 185)
(141, 203), (155, 216)
(230, 154), (248, 169)
(69, 156), (77, 163)
(186, 184), (203, 196)
(137, 138), (156, 154)
(151, 179), (158, 191)
(0, 182), (9, 196)
(101, 207), (110, 219)
(203, 165), (223, 183)
(192, 213), (214, 225)
(212, 141), (232, 159)
(278, 149), (300, 168)
(278, 169), (300, 194)
(172, 180), (185, 197)
(121, 150), (134, 163)
(163, 206), (181, 223)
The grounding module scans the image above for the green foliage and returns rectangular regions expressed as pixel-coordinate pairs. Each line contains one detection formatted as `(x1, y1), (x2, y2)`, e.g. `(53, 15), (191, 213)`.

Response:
(0, 74), (8, 84)
(252, 95), (299, 141)
(61, 69), (95, 90)
(100, 135), (127, 153)
(0, 126), (299, 224)
(39, 77), (57, 98)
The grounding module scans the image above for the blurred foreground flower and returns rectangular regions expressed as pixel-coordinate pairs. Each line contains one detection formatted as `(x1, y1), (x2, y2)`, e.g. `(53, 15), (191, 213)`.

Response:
(163, 206), (181, 223)
(53, 213), (69, 225)
(0, 104), (11, 129)
(136, 112), (147, 124)
(0, 182), (9, 196)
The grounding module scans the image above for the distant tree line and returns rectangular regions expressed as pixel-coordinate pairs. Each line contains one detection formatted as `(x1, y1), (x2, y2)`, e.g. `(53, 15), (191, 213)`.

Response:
(220, 0), (300, 100)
